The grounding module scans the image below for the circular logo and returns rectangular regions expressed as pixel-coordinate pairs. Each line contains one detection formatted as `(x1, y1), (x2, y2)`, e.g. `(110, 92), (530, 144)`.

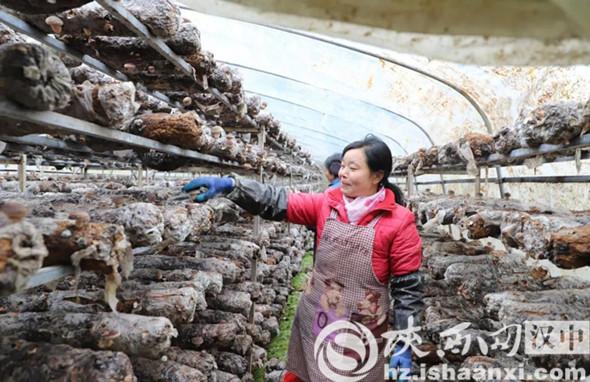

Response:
(313, 320), (378, 382)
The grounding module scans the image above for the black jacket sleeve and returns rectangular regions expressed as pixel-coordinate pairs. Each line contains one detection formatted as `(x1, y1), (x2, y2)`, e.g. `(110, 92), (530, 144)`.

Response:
(225, 177), (289, 221)
(389, 271), (425, 331)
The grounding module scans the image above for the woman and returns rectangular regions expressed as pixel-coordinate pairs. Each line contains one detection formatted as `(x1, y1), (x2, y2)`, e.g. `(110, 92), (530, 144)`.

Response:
(183, 135), (424, 381)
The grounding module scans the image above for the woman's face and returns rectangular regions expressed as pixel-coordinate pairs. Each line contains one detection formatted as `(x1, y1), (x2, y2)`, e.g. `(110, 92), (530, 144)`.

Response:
(339, 148), (383, 198)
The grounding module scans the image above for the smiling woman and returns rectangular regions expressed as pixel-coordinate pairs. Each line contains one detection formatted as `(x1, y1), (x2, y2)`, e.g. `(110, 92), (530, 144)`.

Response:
(182, 134), (424, 382)
(339, 147), (382, 197)
(340, 135), (406, 206)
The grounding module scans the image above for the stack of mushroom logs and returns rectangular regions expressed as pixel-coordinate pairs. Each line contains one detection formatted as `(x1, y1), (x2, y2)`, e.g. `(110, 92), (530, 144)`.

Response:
(0, 173), (313, 381)
(410, 194), (590, 269)
(0, 0), (313, 175)
(390, 102), (590, 374)
(405, 193), (590, 374)
(393, 100), (590, 175)
(0, 2), (320, 379)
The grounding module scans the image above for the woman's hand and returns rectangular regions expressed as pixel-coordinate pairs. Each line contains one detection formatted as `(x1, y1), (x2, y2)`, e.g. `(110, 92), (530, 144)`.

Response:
(182, 176), (235, 202)
(388, 343), (412, 381)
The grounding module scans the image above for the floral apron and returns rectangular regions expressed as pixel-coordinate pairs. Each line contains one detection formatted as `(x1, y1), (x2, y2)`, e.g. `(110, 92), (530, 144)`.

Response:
(286, 209), (389, 382)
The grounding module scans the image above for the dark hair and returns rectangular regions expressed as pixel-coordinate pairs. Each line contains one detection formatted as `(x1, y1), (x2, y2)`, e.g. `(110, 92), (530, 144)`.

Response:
(323, 153), (341, 178)
(342, 135), (406, 206)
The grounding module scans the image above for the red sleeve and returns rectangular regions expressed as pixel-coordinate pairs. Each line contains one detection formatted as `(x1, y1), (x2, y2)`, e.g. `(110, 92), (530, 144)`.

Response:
(286, 192), (324, 226)
(390, 212), (422, 276)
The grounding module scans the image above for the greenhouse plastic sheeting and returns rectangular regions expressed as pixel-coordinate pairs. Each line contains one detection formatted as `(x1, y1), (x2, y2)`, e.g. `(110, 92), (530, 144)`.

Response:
(182, 9), (485, 160)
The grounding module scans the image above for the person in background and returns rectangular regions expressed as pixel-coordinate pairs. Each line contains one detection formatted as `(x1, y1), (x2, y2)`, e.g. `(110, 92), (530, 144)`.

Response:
(309, 153), (343, 256)
(323, 152), (341, 188)
(182, 135), (424, 382)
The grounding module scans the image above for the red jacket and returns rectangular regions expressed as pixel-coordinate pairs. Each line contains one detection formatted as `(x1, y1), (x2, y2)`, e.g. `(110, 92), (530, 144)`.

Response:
(286, 187), (422, 283)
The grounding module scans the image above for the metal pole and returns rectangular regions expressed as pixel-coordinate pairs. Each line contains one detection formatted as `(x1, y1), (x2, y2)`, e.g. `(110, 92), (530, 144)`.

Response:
(18, 154), (26, 193)
(406, 166), (415, 198)
(484, 167), (489, 197)
(248, 126), (265, 374)
(474, 167), (481, 198)
(439, 174), (447, 195)
(82, 160), (89, 179)
(496, 166), (506, 198)
(137, 164), (144, 187)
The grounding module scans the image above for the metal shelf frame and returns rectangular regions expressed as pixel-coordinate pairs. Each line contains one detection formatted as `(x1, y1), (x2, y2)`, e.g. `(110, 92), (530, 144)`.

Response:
(95, 0), (259, 130)
(400, 175), (590, 186)
(392, 134), (590, 198)
(0, 4), (267, 172)
(0, 3), (259, 130)
(0, 100), (246, 169)
(392, 133), (590, 176)
(25, 266), (75, 289)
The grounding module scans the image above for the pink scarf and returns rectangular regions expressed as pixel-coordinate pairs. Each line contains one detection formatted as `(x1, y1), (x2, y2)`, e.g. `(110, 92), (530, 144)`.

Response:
(343, 187), (386, 225)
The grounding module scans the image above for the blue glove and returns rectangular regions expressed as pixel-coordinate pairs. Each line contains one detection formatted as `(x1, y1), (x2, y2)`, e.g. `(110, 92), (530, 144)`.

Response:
(389, 343), (412, 381)
(182, 176), (235, 202)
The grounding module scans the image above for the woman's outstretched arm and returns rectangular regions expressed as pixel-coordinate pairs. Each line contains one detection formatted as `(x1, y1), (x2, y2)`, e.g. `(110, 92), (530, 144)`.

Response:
(183, 175), (324, 225)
